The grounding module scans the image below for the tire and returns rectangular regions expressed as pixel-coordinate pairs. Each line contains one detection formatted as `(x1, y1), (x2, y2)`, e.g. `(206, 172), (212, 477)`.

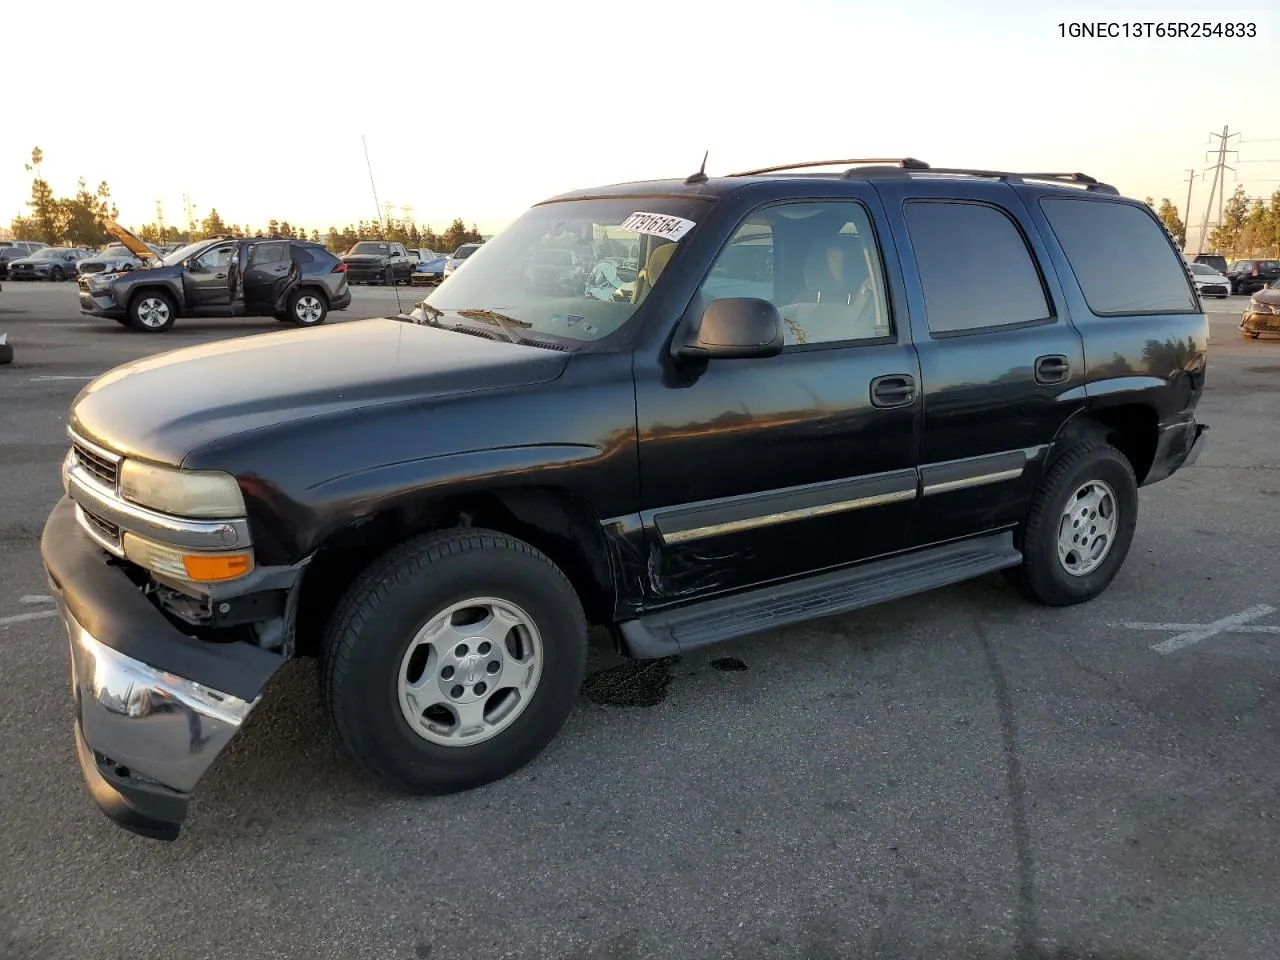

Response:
(1244, 330), (1260, 340)
(50, 266), (64, 282)
(1004, 440), (1138, 607)
(127, 290), (176, 332)
(320, 527), (588, 795)
(287, 288), (328, 327)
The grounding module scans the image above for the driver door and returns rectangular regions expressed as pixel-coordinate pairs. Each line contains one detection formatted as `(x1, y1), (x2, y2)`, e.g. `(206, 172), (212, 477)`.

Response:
(183, 242), (237, 307)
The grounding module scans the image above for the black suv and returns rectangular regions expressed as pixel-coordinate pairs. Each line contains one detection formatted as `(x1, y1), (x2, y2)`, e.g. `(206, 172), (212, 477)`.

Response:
(40, 158), (1209, 840)
(1227, 258), (1280, 295)
(78, 224), (353, 331)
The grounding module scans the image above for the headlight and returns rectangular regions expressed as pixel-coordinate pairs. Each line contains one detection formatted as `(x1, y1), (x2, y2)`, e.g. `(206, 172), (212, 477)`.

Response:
(118, 460), (246, 518)
(88, 273), (119, 290)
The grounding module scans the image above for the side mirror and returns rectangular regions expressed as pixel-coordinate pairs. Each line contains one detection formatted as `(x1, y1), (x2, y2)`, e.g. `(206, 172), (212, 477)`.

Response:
(184, 258), (200, 272)
(677, 297), (784, 361)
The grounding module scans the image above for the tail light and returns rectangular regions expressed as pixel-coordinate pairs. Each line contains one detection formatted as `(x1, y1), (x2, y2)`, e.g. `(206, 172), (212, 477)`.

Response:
(1251, 264), (1259, 277)
(333, 262), (347, 273)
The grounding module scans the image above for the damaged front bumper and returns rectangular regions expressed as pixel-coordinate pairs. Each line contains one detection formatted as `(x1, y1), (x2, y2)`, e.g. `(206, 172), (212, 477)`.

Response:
(41, 497), (286, 840)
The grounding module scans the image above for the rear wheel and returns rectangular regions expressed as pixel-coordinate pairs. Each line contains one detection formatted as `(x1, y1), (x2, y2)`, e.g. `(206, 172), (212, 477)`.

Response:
(320, 528), (588, 794)
(287, 289), (327, 326)
(127, 291), (176, 332)
(1004, 441), (1138, 606)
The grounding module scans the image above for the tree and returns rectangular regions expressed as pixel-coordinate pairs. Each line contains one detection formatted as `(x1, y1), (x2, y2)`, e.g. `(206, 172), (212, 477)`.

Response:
(24, 147), (62, 245)
(200, 208), (228, 238)
(1207, 185), (1250, 255)
(1155, 198), (1186, 248)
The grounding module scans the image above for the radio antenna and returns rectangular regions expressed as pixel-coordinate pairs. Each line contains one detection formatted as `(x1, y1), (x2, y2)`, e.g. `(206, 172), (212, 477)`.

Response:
(362, 134), (403, 314)
(685, 149), (710, 185)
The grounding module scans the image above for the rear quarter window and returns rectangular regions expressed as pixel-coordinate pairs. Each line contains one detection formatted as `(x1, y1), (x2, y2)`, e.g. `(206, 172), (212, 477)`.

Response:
(1040, 198), (1196, 315)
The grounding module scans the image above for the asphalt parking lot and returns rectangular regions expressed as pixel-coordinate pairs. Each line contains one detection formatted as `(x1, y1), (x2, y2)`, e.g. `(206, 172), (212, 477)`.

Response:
(1, 282), (1278, 960)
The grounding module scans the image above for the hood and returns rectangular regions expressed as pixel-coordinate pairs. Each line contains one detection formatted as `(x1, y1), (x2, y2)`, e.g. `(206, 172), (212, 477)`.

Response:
(68, 318), (570, 466)
(1253, 285), (1280, 306)
(342, 252), (390, 263)
(101, 220), (158, 263)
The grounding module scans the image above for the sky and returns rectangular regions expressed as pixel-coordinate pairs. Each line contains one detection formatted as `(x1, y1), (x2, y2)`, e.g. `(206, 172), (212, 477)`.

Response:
(1, 0), (1276, 248)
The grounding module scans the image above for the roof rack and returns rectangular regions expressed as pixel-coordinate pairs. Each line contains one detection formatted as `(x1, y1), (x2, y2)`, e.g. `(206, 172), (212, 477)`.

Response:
(725, 158), (1117, 194)
(727, 157), (930, 177)
(849, 165), (1119, 194)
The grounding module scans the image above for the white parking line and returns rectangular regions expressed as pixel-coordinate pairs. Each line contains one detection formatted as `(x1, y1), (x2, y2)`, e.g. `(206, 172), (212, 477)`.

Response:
(0, 610), (57, 627)
(20, 595), (53, 604)
(1112, 604), (1278, 654)
(29, 376), (95, 382)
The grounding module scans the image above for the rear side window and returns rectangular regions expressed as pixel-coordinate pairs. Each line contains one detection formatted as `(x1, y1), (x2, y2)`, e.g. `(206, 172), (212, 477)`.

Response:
(1040, 198), (1196, 315)
(904, 200), (1052, 335)
(295, 244), (337, 270)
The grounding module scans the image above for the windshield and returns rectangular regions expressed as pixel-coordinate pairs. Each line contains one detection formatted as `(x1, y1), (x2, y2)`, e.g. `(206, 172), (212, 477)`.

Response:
(160, 240), (211, 266)
(350, 242), (391, 255)
(452, 244), (479, 259)
(422, 196), (711, 346)
(1188, 263), (1219, 275)
(29, 247), (67, 260)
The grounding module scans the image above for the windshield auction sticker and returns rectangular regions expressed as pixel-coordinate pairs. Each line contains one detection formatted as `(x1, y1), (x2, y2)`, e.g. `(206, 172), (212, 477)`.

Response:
(619, 212), (697, 242)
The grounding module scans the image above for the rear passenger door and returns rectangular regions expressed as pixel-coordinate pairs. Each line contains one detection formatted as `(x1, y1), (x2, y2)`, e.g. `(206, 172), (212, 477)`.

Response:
(241, 240), (293, 311)
(875, 180), (1086, 544)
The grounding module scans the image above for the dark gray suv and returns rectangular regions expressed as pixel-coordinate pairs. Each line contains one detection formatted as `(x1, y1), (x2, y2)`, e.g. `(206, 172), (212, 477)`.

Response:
(78, 225), (353, 332)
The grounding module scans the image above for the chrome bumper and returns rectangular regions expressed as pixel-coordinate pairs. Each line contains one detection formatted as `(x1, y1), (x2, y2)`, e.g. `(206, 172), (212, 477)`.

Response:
(64, 604), (260, 840)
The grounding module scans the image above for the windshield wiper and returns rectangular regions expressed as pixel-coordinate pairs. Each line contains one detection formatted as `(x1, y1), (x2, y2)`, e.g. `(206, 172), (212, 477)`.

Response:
(456, 308), (530, 344)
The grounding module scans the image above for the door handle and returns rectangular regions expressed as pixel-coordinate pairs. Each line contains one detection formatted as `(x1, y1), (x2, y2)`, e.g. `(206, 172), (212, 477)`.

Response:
(214, 272), (227, 280)
(870, 374), (916, 408)
(1034, 355), (1070, 385)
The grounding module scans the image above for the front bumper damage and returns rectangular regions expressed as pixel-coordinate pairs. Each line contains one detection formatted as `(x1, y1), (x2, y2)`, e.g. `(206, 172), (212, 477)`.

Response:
(41, 497), (286, 840)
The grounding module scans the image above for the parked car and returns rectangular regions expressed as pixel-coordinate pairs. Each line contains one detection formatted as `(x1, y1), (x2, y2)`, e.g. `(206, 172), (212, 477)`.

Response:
(442, 241), (482, 279)
(1186, 261), (1230, 299)
(7, 246), (93, 281)
(1240, 278), (1280, 339)
(410, 253), (448, 286)
(0, 246), (33, 279)
(1227, 259), (1280, 295)
(40, 157), (1208, 841)
(340, 240), (413, 285)
(77, 222), (351, 331)
(0, 239), (48, 258)
(1192, 253), (1228, 275)
(77, 235), (163, 277)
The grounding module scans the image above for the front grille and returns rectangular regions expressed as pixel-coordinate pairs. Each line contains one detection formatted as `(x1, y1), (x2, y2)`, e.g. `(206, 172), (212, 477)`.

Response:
(81, 507), (121, 546)
(1202, 285), (1227, 295)
(79, 262), (106, 275)
(73, 441), (119, 489)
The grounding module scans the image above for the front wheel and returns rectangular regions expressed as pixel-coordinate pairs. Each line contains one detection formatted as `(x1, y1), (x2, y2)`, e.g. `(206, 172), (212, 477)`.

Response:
(320, 528), (588, 794)
(1004, 441), (1138, 606)
(127, 291), (176, 332)
(50, 266), (64, 282)
(287, 289), (327, 326)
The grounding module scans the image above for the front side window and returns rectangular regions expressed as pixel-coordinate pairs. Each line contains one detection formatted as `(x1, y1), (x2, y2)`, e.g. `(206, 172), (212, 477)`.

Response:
(194, 244), (236, 270)
(423, 196), (711, 346)
(905, 200), (1052, 335)
(698, 200), (890, 346)
(1040, 197), (1196, 315)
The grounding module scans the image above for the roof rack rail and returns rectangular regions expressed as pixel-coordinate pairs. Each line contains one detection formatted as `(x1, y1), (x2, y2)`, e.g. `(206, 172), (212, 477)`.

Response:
(847, 166), (1119, 194)
(727, 157), (930, 177)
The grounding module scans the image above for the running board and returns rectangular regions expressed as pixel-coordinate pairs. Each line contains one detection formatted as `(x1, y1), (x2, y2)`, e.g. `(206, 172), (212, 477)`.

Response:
(619, 532), (1021, 659)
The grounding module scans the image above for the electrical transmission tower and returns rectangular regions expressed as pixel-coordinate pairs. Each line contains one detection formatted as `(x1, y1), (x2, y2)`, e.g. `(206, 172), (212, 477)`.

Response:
(1197, 126), (1239, 253)
(155, 199), (165, 231)
(183, 194), (197, 234)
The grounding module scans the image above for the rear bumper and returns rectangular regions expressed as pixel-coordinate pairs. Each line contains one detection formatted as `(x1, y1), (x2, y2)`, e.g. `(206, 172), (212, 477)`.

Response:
(41, 496), (285, 840)
(330, 288), (352, 311)
(1142, 416), (1207, 486)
